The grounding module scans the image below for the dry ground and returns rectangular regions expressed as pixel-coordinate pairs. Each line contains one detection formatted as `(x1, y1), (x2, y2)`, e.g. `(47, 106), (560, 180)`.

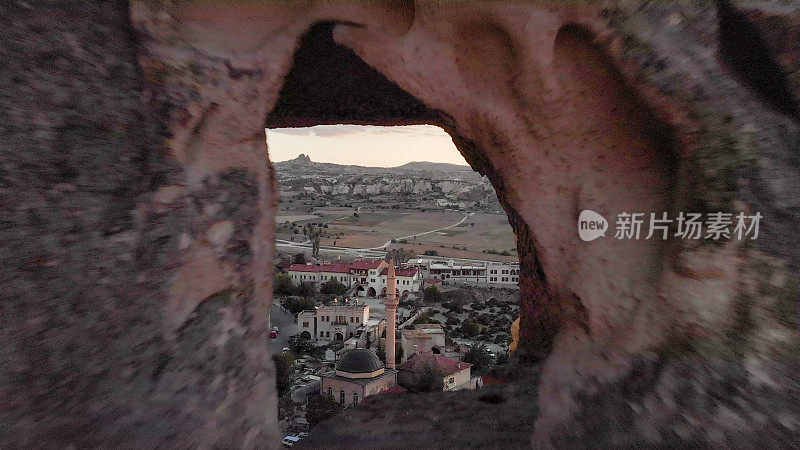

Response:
(318, 211), (517, 260)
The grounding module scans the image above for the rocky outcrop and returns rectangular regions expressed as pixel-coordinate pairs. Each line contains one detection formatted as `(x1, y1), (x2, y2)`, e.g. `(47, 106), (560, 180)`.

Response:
(3, 0), (799, 447)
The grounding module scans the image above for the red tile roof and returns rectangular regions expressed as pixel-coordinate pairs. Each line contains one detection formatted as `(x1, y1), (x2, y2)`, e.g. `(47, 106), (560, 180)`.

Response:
(380, 267), (418, 277)
(287, 263), (351, 274)
(400, 351), (472, 376)
(318, 264), (351, 274)
(347, 259), (384, 270)
(380, 385), (407, 395)
(287, 264), (320, 273)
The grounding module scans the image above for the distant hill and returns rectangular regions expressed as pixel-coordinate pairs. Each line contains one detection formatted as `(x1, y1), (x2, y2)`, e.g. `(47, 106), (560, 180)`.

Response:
(275, 155), (472, 173)
(395, 161), (472, 172)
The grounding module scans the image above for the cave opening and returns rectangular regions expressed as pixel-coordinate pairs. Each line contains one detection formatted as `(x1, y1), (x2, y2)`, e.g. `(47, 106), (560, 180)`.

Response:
(265, 22), (529, 426)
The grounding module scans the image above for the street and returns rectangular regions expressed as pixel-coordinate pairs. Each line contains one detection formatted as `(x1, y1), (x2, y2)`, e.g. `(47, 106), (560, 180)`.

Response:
(269, 302), (298, 353)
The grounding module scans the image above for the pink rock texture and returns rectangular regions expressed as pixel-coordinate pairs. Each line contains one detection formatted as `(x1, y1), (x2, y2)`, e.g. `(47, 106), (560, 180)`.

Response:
(2, 0), (798, 447)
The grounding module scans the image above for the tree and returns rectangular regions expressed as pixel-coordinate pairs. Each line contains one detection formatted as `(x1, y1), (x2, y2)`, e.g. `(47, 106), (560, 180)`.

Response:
(293, 252), (307, 264)
(282, 296), (315, 315)
(320, 279), (348, 296)
(376, 343), (386, 363)
(423, 286), (442, 303)
(273, 273), (294, 297)
(412, 363), (445, 392)
(462, 343), (493, 375)
(306, 394), (342, 428)
(271, 353), (294, 396)
(290, 335), (316, 355)
(459, 318), (482, 337)
(294, 281), (317, 298)
(423, 250), (438, 256)
(376, 342), (402, 364)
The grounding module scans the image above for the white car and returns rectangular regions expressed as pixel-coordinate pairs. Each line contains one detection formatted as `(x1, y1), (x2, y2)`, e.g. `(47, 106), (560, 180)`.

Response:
(282, 435), (301, 447)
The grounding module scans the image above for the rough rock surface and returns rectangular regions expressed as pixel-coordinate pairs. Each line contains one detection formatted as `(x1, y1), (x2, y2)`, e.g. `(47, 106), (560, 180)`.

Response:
(2, 0), (799, 447)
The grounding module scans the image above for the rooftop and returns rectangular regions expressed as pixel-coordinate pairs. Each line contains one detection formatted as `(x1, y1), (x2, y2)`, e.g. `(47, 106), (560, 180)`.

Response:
(348, 259), (385, 270)
(401, 351), (472, 376)
(320, 369), (398, 385)
(380, 267), (419, 277)
(287, 263), (351, 273)
(336, 348), (384, 374)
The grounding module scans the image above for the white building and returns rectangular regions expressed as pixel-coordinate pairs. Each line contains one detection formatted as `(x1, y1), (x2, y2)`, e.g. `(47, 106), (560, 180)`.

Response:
(287, 259), (422, 297)
(398, 351), (475, 391)
(486, 261), (520, 285)
(297, 301), (369, 343)
(406, 258), (519, 286)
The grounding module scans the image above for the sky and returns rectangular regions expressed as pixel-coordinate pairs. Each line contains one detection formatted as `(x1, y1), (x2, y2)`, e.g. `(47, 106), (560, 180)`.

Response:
(266, 125), (468, 167)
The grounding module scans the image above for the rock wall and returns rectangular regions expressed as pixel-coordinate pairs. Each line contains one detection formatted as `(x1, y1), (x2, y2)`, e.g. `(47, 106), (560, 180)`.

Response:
(2, 0), (798, 447)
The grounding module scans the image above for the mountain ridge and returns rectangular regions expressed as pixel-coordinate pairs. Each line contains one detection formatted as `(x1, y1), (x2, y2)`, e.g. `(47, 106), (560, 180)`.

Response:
(275, 154), (471, 172)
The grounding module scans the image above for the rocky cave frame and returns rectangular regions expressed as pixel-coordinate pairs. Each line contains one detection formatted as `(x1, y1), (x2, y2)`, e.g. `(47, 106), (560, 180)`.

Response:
(269, 16), (686, 356)
(6, 1), (799, 447)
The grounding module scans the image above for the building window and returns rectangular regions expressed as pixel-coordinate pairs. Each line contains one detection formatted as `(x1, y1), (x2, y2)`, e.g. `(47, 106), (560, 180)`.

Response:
(302, 322), (309, 328)
(350, 317), (354, 322)
(353, 393), (358, 405)
(355, 317), (359, 323)
(326, 331), (330, 337)
(327, 387), (332, 397)
(340, 390), (345, 404)
(320, 331), (324, 337)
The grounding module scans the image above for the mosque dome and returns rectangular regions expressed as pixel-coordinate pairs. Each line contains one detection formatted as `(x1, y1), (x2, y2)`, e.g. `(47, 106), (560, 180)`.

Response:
(335, 349), (385, 378)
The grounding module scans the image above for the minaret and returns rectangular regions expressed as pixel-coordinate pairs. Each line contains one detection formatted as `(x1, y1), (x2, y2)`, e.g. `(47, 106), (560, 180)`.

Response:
(383, 259), (398, 369)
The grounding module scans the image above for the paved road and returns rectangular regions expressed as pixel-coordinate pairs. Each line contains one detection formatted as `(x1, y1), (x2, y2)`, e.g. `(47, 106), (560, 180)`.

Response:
(269, 303), (298, 352)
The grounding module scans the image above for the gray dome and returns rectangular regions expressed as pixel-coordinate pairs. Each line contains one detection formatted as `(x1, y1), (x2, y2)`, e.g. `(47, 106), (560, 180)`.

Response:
(336, 349), (384, 374)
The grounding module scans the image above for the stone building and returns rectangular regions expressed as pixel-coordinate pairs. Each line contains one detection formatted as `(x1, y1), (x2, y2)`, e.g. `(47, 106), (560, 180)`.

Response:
(398, 351), (474, 391)
(400, 324), (447, 362)
(320, 349), (398, 407)
(297, 301), (369, 343)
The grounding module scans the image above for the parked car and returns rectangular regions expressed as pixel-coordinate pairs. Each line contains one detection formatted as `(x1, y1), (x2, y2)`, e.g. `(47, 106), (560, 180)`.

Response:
(281, 435), (301, 447)
(270, 330), (278, 339)
(282, 347), (290, 353)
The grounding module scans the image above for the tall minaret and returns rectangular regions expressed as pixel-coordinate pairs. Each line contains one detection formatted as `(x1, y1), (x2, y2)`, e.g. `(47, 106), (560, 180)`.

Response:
(383, 259), (398, 369)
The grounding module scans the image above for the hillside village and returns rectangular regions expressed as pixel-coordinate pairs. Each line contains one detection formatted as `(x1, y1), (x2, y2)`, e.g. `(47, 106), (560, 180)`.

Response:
(270, 255), (520, 440)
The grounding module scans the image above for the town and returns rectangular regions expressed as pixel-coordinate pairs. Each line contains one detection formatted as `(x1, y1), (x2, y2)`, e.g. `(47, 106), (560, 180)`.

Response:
(271, 253), (520, 444)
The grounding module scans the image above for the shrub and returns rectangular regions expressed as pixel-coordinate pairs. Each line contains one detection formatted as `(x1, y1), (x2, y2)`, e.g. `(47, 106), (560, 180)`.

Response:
(423, 250), (438, 256)
(460, 318), (482, 337)
(306, 394), (342, 428)
(423, 286), (442, 303)
(462, 343), (493, 375)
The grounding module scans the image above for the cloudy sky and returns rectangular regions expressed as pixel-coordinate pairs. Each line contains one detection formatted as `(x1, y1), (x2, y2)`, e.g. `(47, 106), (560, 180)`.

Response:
(266, 125), (468, 167)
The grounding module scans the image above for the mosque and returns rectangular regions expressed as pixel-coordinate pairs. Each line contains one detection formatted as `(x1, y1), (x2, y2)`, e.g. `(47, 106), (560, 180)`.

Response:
(320, 261), (401, 405)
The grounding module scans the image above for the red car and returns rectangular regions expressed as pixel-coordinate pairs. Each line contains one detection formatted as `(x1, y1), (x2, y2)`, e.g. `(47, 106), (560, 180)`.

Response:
(270, 330), (278, 339)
